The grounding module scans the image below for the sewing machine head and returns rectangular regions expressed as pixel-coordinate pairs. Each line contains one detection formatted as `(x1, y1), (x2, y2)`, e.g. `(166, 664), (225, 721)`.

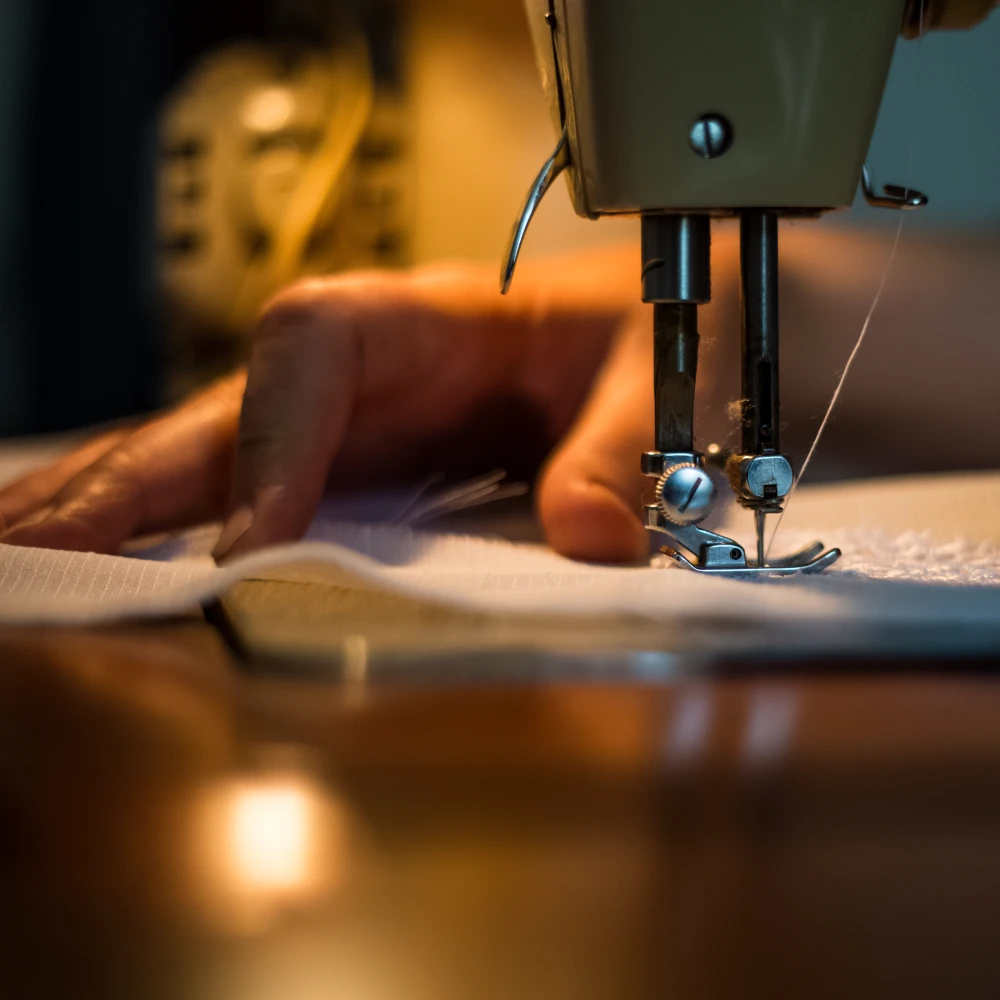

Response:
(520, 0), (912, 220)
(501, 0), (947, 577)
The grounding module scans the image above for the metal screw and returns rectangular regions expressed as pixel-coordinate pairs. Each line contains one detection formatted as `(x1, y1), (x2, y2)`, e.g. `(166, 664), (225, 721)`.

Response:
(730, 549), (742, 560)
(689, 114), (733, 159)
(742, 454), (794, 501)
(657, 463), (716, 526)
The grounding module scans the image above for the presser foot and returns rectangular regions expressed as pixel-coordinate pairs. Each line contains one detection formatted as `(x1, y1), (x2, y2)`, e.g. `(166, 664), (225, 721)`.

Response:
(644, 506), (840, 578)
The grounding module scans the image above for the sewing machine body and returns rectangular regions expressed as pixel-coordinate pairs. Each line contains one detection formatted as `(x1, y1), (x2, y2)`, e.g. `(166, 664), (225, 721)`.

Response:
(523, 0), (904, 217)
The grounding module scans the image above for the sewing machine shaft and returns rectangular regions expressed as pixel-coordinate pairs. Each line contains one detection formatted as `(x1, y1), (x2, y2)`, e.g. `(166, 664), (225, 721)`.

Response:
(639, 213), (829, 575)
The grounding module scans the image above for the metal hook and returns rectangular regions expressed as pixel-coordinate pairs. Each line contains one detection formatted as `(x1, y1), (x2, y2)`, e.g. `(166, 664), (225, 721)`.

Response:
(861, 164), (928, 210)
(500, 127), (570, 294)
(500, 6), (571, 294)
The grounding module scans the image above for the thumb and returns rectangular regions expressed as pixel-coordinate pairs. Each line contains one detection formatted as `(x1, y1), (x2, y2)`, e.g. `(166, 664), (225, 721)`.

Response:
(537, 307), (654, 563)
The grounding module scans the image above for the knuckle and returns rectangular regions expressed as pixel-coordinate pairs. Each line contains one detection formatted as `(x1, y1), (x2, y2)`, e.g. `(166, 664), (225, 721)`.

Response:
(83, 446), (146, 509)
(42, 443), (147, 538)
(261, 279), (333, 326)
(251, 285), (366, 390)
(256, 272), (395, 343)
(258, 277), (364, 341)
(255, 284), (332, 348)
(235, 422), (284, 459)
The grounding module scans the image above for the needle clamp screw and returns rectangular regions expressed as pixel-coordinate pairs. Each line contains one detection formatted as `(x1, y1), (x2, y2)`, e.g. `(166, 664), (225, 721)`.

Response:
(656, 463), (716, 526)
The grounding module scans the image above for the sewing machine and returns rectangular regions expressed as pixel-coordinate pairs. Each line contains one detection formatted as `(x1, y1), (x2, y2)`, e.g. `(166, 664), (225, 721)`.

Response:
(501, 0), (993, 578)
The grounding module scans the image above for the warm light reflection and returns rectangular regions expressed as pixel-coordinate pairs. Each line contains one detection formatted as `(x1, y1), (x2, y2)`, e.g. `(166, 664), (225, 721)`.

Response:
(230, 780), (314, 892)
(190, 755), (347, 932)
(243, 85), (295, 132)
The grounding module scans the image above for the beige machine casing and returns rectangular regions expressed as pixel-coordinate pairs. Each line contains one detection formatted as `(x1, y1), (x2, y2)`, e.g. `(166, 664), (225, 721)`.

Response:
(524, 0), (907, 216)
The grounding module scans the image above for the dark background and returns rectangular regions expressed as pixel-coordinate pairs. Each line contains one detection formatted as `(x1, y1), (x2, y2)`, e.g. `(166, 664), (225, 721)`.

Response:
(0, 0), (396, 436)
(0, 1), (997, 437)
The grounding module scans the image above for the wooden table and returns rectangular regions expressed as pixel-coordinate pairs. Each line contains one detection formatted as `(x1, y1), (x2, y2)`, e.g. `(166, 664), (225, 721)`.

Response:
(1, 621), (999, 999)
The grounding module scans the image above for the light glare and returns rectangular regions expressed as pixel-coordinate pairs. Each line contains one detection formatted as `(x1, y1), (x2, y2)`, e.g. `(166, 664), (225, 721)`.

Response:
(229, 781), (314, 891)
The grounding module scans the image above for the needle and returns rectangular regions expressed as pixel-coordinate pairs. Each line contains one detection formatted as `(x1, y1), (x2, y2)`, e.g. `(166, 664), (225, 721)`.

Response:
(754, 509), (766, 569)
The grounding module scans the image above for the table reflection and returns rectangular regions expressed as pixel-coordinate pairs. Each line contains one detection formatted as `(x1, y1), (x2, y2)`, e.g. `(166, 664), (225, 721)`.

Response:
(189, 750), (349, 933)
(2, 626), (1000, 999)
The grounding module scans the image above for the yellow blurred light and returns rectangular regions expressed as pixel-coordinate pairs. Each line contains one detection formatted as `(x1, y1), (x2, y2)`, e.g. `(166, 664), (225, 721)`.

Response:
(229, 780), (315, 892)
(244, 86), (295, 133)
(188, 760), (347, 932)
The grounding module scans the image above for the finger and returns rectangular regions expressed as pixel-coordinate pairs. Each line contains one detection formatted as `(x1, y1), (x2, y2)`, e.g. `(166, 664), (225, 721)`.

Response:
(215, 267), (510, 559)
(0, 374), (244, 553)
(537, 308), (655, 563)
(212, 280), (366, 560)
(215, 261), (638, 562)
(0, 428), (132, 533)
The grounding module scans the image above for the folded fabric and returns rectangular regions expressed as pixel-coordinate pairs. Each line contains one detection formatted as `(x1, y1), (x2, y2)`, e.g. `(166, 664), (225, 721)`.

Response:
(0, 518), (997, 630)
(0, 453), (997, 639)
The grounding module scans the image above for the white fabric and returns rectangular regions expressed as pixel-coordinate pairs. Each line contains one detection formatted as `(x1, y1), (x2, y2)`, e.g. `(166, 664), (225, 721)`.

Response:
(0, 520), (997, 628)
(0, 436), (997, 635)
(0, 508), (998, 630)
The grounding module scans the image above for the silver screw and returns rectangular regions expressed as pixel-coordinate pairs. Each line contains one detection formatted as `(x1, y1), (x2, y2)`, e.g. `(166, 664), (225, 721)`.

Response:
(742, 454), (794, 500)
(689, 114), (733, 159)
(657, 463), (716, 525)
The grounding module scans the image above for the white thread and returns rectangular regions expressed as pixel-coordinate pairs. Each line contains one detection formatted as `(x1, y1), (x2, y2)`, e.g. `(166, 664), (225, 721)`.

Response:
(766, 214), (906, 555)
(767, 2), (924, 557)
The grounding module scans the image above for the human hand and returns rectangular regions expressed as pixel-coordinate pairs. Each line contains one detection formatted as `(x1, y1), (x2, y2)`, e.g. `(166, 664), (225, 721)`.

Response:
(0, 251), (676, 563)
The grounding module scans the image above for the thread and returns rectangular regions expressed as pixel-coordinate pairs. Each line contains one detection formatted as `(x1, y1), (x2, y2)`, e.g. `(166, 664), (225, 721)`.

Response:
(767, 1), (924, 557)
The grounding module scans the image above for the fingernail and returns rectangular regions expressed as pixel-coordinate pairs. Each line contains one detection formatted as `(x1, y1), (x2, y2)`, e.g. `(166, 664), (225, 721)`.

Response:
(213, 505), (254, 562)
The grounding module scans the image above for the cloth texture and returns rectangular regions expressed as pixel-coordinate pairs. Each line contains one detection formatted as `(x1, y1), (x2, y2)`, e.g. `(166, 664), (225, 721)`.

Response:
(0, 439), (997, 635)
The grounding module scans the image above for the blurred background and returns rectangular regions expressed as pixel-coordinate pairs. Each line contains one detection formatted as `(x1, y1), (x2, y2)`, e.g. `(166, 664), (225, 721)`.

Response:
(0, 0), (997, 437)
